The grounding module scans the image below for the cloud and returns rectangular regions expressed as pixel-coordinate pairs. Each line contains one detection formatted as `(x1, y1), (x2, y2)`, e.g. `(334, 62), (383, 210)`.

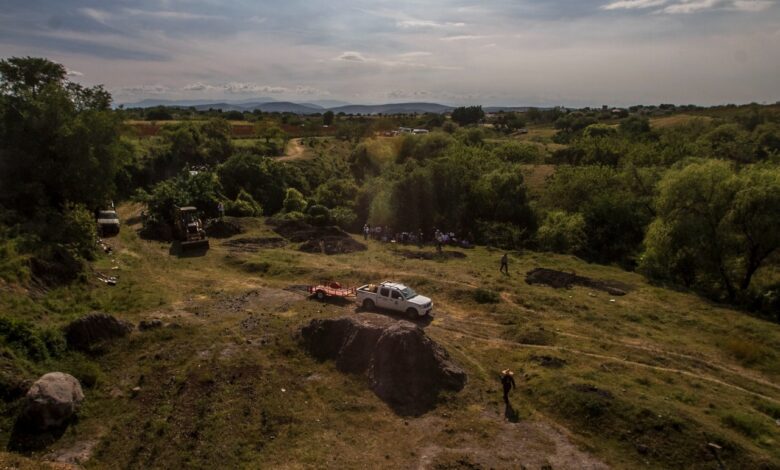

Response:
(661, 0), (718, 14)
(396, 19), (465, 28)
(731, 0), (773, 11)
(397, 51), (433, 58)
(223, 83), (288, 94)
(439, 35), (490, 41)
(115, 84), (169, 95)
(601, 0), (669, 10)
(336, 51), (369, 62)
(66, 69), (84, 77)
(121, 8), (223, 21)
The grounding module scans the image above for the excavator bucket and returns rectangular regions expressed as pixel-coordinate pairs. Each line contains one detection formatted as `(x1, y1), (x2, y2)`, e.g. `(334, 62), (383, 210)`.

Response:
(181, 238), (209, 250)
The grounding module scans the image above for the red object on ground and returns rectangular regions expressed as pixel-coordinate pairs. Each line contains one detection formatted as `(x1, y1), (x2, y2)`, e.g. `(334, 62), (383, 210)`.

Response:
(308, 281), (356, 299)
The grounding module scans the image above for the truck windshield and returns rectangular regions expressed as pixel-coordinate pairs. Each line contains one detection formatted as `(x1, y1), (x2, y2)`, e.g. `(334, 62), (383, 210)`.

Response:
(98, 211), (117, 219)
(401, 287), (417, 299)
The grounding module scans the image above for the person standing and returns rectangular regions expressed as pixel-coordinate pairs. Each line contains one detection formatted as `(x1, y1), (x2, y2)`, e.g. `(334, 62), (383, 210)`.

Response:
(501, 369), (516, 404)
(217, 201), (225, 219)
(363, 223), (370, 241)
(500, 253), (509, 275)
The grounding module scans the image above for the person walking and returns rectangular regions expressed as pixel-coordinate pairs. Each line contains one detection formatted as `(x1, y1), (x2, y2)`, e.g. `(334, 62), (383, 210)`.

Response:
(363, 223), (370, 241)
(500, 253), (509, 275)
(501, 369), (516, 404)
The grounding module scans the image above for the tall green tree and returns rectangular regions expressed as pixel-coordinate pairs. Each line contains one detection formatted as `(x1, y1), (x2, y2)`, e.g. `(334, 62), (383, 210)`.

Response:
(0, 56), (128, 214)
(641, 160), (780, 300)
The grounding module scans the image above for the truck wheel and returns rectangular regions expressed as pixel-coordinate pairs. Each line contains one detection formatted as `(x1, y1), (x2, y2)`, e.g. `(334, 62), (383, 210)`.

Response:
(363, 299), (375, 311)
(406, 307), (418, 319)
(316, 290), (325, 300)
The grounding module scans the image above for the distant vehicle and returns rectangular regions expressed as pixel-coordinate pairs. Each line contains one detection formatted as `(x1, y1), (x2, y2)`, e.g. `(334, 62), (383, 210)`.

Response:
(172, 206), (209, 250)
(356, 281), (433, 318)
(96, 210), (120, 237)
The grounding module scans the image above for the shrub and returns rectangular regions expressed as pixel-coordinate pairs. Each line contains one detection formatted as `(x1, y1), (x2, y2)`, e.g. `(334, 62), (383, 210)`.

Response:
(537, 211), (587, 254)
(0, 317), (63, 361)
(305, 205), (331, 226)
(283, 188), (306, 213)
(493, 142), (543, 163)
(59, 203), (98, 260)
(721, 412), (769, 439)
(225, 189), (262, 217)
(722, 338), (771, 365)
(473, 288), (500, 304)
(330, 206), (358, 231)
(505, 325), (556, 345)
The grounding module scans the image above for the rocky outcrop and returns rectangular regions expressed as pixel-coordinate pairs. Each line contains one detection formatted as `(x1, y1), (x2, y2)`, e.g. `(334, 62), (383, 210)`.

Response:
(64, 313), (133, 352)
(23, 372), (84, 430)
(301, 315), (467, 416)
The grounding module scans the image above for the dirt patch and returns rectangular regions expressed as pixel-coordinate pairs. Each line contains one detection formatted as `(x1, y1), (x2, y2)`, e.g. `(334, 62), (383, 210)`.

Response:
(397, 250), (466, 261)
(273, 220), (366, 255)
(222, 237), (287, 252)
(530, 355), (567, 368)
(205, 219), (243, 238)
(300, 315), (467, 416)
(525, 268), (630, 296)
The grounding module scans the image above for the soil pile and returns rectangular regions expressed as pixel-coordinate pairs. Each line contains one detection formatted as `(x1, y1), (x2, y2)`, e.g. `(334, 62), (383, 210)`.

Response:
(397, 250), (466, 260)
(205, 219), (243, 238)
(64, 313), (134, 352)
(221, 237), (287, 252)
(525, 268), (629, 296)
(300, 315), (467, 416)
(273, 220), (366, 255)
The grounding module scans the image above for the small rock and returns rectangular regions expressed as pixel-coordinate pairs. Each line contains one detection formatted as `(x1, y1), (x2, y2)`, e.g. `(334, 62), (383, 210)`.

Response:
(23, 372), (84, 430)
(131, 386), (141, 397)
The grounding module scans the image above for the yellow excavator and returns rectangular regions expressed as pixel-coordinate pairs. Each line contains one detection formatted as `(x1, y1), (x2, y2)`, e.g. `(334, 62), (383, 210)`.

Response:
(172, 206), (209, 250)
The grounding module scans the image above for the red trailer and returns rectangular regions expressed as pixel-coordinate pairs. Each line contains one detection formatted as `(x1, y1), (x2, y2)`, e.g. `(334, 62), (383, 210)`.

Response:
(308, 281), (356, 300)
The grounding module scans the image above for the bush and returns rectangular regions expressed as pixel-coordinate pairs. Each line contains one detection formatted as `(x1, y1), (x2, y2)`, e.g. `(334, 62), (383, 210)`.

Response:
(224, 189), (262, 217)
(0, 317), (63, 362)
(59, 203), (98, 260)
(537, 211), (587, 254)
(330, 206), (358, 231)
(305, 204), (331, 226)
(492, 142), (542, 163)
(473, 288), (500, 304)
(283, 188), (306, 213)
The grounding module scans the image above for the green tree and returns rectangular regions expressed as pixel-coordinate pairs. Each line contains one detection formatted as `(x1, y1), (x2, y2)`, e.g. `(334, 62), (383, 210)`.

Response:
(451, 106), (484, 126)
(217, 151), (288, 214)
(323, 110), (334, 126)
(0, 56), (127, 214)
(640, 161), (780, 301)
(536, 211), (587, 254)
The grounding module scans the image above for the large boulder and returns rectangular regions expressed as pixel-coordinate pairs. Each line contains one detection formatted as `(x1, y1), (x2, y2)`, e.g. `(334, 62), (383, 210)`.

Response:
(300, 315), (467, 415)
(64, 313), (133, 352)
(369, 321), (467, 414)
(23, 372), (84, 430)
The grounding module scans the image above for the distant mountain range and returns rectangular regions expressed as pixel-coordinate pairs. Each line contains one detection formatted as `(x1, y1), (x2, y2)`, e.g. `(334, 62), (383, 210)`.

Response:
(119, 97), (533, 115)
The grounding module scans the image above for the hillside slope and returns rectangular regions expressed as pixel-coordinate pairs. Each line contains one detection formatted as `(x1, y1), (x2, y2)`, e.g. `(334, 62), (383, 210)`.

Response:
(1, 205), (778, 469)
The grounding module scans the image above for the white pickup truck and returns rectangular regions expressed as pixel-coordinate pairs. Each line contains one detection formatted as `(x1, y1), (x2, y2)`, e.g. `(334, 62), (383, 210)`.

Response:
(356, 281), (433, 318)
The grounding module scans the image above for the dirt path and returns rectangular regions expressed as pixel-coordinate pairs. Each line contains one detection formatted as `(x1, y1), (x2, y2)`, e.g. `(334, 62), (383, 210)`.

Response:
(276, 138), (307, 161)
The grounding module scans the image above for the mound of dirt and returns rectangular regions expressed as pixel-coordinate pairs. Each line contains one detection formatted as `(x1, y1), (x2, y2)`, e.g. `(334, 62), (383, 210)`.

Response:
(221, 237), (287, 252)
(64, 313), (134, 352)
(397, 250), (466, 260)
(530, 355), (567, 368)
(300, 315), (467, 416)
(274, 220), (366, 255)
(205, 219), (243, 238)
(525, 268), (629, 296)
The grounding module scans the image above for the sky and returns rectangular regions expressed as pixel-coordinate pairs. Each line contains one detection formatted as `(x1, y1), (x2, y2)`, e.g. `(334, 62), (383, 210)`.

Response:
(0, 0), (778, 107)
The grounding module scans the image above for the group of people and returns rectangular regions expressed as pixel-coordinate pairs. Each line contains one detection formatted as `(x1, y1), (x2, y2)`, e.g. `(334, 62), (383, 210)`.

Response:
(361, 223), (473, 250)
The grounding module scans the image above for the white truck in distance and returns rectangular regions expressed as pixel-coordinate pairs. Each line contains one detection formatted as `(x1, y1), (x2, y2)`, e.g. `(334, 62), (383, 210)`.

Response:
(356, 281), (433, 318)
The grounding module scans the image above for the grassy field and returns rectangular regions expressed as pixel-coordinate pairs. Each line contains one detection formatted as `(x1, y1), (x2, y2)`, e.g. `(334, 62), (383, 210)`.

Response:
(1, 204), (779, 468)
